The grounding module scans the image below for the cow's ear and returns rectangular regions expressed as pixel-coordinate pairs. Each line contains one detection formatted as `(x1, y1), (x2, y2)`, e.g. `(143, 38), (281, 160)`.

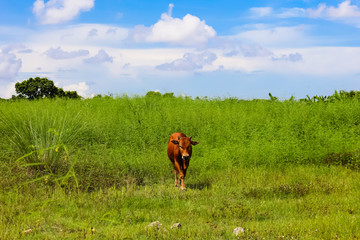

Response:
(171, 140), (179, 145)
(191, 141), (199, 146)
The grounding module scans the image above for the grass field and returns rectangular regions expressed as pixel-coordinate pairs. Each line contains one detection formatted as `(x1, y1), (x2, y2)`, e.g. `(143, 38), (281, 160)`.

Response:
(1, 95), (360, 239)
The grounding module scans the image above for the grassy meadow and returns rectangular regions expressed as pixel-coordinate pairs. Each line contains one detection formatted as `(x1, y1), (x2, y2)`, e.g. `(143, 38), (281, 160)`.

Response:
(1, 95), (360, 239)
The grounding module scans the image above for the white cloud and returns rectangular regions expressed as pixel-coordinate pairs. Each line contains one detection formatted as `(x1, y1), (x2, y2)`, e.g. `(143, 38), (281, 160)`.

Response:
(215, 35), (303, 64)
(0, 47), (22, 80)
(2, 44), (27, 54)
(83, 50), (113, 64)
(30, 24), (129, 47)
(215, 46), (360, 78)
(156, 51), (217, 71)
(18, 49), (33, 54)
(88, 28), (98, 37)
(33, 0), (95, 24)
(0, 81), (16, 99)
(235, 25), (308, 48)
(277, 8), (308, 18)
(308, 0), (360, 27)
(62, 81), (89, 97)
(269, 47), (360, 77)
(269, 47), (360, 76)
(272, 52), (303, 62)
(253, 1), (360, 28)
(249, 6), (307, 18)
(130, 4), (216, 46)
(249, 7), (273, 17)
(45, 47), (89, 59)
(223, 42), (272, 58)
(309, 1), (360, 18)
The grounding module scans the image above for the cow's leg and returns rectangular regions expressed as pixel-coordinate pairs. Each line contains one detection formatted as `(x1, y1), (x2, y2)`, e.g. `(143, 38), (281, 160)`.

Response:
(174, 169), (178, 187)
(179, 160), (190, 190)
(180, 169), (187, 190)
(183, 169), (187, 178)
(173, 160), (186, 190)
(179, 176), (185, 190)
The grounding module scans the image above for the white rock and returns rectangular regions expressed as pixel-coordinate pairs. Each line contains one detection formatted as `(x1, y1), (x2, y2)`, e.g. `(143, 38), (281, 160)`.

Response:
(171, 223), (182, 229)
(23, 229), (32, 234)
(146, 221), (167, 232)
(233, 227), (245, 236)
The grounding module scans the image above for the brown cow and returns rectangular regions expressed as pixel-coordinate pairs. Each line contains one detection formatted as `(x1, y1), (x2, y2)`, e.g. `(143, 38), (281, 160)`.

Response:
(167, 132), (199, 190)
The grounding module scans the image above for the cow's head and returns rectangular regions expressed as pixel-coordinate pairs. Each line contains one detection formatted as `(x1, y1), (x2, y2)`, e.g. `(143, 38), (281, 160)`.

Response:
(171, 136), (199, 161)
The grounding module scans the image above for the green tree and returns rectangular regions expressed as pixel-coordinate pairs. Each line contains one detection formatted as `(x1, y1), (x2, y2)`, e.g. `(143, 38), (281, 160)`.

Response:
(145, 91), (162, 97)
(14, 77), (81, 99)
(15, 77), (59, 99)
(57, 89), (81, 99)
(163, 92), (175, 98)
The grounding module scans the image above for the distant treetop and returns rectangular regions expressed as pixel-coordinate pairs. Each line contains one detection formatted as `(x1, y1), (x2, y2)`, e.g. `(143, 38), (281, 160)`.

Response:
(14, 77), (81, 100)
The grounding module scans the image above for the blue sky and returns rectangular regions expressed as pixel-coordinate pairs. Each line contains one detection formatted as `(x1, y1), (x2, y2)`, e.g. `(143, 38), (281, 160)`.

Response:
(1, 0), (360, 99)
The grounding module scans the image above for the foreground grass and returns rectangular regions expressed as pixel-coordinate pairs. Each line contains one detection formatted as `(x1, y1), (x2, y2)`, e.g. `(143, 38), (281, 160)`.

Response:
(1, 165), (359, 239)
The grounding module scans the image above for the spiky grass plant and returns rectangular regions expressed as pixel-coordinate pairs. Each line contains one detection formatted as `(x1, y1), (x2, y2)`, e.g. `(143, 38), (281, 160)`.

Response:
(0, 100), (84, 173)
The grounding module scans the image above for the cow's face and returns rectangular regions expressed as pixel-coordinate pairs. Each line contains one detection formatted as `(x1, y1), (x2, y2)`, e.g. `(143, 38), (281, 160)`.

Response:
(171, 136), (199, 160)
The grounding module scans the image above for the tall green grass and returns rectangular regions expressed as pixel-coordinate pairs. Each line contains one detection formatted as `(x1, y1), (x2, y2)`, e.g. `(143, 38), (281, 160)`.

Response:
(1, 96), (360, 189)
(0, 100), (83, 168)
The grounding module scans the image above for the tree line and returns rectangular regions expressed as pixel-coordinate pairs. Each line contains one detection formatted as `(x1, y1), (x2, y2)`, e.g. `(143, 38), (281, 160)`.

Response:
(2, 76), (360, 102)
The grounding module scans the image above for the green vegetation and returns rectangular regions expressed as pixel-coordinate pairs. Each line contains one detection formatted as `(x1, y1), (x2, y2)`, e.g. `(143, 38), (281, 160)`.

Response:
(300, 90), (360, 103)
(13, 77), (81, 100)
(1, 94), (360, 239)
